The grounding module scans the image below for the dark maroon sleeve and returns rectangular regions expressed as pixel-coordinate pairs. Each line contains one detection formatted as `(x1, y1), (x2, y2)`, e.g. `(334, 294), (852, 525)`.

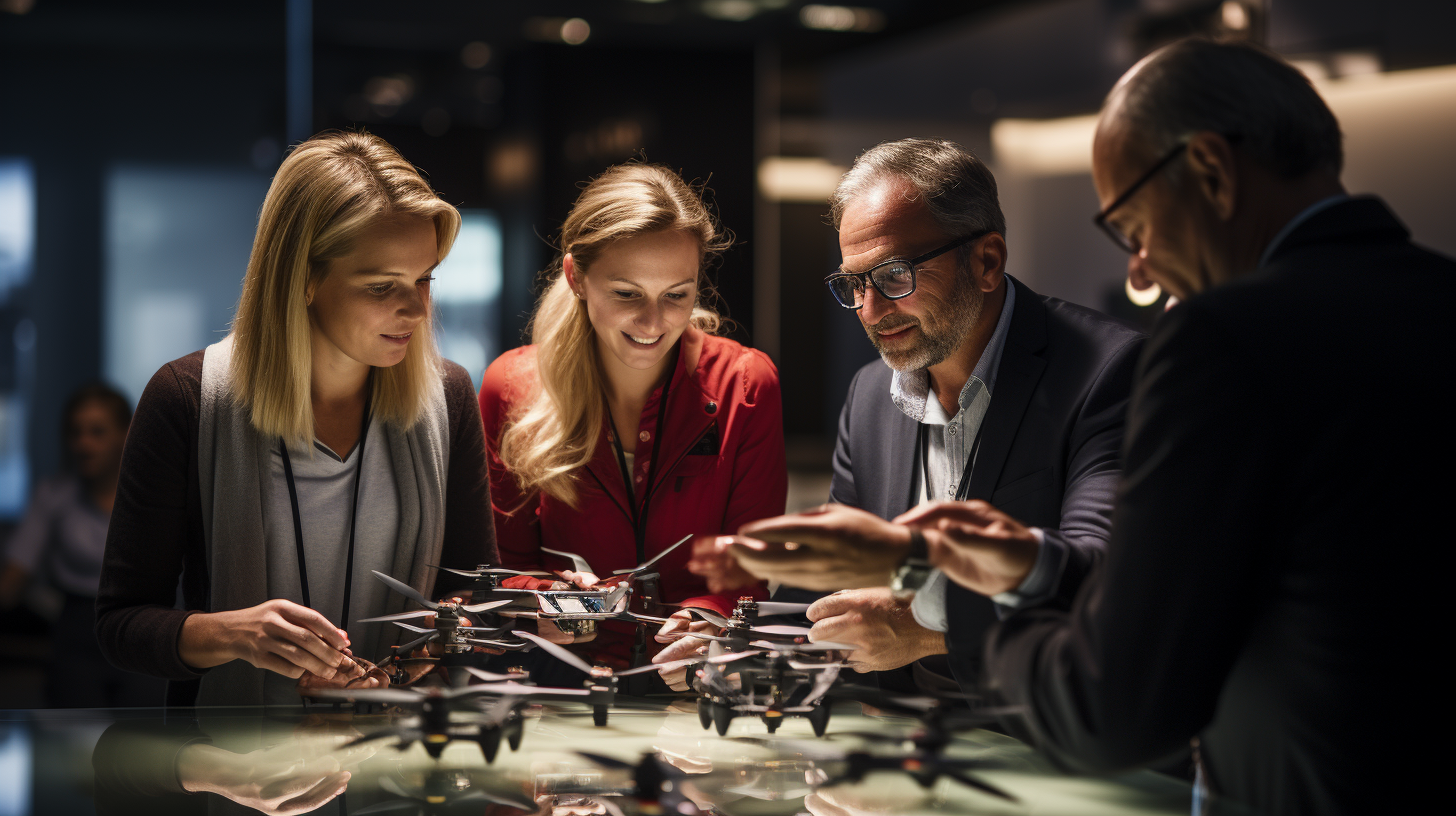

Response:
(95, 353), (209, 681)
(438, 360), (498, 597)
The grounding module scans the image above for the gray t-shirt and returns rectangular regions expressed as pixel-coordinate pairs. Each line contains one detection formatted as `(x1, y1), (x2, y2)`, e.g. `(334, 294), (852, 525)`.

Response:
(4, 475), (109, 596)
(263, 419), (400, 704)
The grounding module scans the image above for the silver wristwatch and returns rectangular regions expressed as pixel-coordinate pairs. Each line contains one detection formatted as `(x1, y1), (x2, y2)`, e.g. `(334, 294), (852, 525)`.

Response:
(890, 529), (932, 598)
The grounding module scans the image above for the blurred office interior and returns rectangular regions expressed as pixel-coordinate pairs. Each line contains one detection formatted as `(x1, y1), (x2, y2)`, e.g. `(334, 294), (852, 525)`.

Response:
(0, 0), (1453, 704)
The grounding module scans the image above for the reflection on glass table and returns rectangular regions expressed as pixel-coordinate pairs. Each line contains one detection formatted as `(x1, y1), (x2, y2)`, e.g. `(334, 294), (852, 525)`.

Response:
(0, 699), (1259, 816)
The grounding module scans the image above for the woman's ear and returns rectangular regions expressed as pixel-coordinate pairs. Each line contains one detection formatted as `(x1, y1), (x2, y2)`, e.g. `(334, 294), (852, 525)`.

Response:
(563, 254), (584, 299)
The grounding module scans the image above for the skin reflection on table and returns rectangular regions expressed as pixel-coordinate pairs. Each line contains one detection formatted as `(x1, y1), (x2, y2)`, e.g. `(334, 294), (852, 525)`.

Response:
(4, 700), (1256, 816)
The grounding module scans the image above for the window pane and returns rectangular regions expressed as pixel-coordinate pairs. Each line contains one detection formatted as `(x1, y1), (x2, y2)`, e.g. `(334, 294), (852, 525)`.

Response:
(0, 158), (36, 518)
(432, 210), (503, 390)
(104, 166), (270, 405)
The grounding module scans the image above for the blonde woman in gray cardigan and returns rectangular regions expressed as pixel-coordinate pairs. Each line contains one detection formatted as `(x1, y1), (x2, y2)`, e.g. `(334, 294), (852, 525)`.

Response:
(96, 131), (497, 706)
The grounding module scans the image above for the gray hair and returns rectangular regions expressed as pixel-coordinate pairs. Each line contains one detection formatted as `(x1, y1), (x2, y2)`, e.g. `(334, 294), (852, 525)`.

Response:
(829, 139), (1007, 244)
(1106, 39), (1342, 179)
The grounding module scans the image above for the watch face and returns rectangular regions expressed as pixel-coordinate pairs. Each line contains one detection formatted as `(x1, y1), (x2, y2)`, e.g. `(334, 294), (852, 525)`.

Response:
(890, 561), (933, 596)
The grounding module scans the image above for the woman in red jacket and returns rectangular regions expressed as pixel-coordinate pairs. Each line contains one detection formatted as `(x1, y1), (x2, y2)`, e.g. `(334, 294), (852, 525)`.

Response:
(478, 164), (786, 677)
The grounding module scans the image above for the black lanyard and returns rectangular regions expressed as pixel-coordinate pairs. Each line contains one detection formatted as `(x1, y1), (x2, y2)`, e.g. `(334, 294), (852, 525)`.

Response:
(917, 411), (985, 503)
(606, 357), (675, 565)
(279, 381), (373, 629)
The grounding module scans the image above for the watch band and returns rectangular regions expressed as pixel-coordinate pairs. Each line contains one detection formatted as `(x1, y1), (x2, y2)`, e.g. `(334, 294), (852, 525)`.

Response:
(890, 529), (932, 597)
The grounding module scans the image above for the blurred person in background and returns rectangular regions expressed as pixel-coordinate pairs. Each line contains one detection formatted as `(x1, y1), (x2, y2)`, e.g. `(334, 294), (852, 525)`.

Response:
(479, 163), (786, 687)
(1, 383), (163, 707)
(95, 130), (496, 707)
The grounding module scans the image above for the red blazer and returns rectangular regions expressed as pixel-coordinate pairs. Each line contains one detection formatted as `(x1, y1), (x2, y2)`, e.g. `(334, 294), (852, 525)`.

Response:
(478, 327), (785, 665)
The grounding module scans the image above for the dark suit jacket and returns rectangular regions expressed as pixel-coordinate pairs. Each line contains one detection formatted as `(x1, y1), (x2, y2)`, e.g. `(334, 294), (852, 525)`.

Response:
(984, 197), (1452, 815)
(825, 275), (1144, 686)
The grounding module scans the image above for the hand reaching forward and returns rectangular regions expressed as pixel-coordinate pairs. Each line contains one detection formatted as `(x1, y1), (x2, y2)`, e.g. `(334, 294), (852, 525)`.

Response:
(894, 500), (1040, 596)
(685, 535), (761, 594)
(731, 504), (913, 591)
(179, 599), (358, 681)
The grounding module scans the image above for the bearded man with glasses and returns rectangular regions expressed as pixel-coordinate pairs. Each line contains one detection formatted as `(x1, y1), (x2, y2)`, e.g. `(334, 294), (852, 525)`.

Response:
(692, 138), (1144, 696)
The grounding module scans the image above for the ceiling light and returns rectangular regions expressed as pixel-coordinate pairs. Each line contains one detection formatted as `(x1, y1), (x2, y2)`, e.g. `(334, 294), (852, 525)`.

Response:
(524, 17), (591, 44)
(1220, 1), (1248, 31)
(990, 115), (1098, 175)
(461, 42), (492, 69)
(757, 157), (847, 203)
(800, 4), (886, 32)
(560, 18), (591, 45)
(702, 0), (758, 22)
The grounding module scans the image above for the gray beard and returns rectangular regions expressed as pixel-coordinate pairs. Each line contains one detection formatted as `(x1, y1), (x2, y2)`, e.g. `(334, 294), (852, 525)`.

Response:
(866, 282), (985, 373)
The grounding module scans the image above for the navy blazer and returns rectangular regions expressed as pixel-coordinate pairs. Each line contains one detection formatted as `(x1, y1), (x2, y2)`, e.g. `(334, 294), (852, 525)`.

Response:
(827, 275), (1144, 685)
(983, 198), (1453, 815)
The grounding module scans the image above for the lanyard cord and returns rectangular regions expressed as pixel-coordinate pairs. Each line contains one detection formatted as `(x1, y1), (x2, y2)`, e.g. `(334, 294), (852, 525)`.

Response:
(280, 376), (374, 629)
(917, 411), (986, 503)
(607, 356), (676, 565)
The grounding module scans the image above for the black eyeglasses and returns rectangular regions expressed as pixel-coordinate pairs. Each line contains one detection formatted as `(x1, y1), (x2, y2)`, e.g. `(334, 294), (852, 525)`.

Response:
(1092, 142), (1188, 254)
(1093, 133), (1242, 253)
(824, 231), (989, 310)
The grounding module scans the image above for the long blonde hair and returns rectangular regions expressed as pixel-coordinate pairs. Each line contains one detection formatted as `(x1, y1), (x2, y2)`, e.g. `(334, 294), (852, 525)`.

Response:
(500, 164), (730, 506)
(230, 130), (461, 444)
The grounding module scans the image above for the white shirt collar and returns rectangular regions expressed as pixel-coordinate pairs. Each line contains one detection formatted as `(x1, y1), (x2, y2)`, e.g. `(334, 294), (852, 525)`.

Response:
(890, 277), (1017, 423)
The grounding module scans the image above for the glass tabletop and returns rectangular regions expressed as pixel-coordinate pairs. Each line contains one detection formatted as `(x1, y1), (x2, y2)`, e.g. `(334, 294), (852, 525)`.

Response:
(0, 700), (1252, 816)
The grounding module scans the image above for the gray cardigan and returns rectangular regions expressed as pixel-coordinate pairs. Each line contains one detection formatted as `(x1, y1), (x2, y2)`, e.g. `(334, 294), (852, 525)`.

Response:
(95, 339), (496, 706)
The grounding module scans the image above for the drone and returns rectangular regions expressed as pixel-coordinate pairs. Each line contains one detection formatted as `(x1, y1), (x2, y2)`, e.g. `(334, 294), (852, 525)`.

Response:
(428, 534), (694, 640)
(513, 629), (764, 727)
(730, 688), (1025, 803)
(306, 679), (536, 762)
(356, 571), (529, 686)
(825, 685), (1026, 758)
(693, 638), (848, 737)
(355, 538), (695, 686)
(671, 597), (853, 737)
(679, 596), (826, 645)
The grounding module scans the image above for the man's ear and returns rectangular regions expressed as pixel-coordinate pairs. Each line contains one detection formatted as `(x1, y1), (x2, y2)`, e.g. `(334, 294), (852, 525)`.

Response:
(1185, 131), (1239, 221)
(972, 233), (1008, 293)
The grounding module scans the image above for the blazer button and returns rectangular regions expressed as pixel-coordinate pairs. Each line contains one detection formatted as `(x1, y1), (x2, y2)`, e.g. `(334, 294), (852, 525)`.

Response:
(705, 401), (718, 415)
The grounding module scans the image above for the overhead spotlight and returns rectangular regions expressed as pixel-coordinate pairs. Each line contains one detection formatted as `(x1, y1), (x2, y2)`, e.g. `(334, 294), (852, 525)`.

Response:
(701, 0), (758, 22)
(560, 18), (591, 45)
(1330, 50), (1381, 79)
(1220, 0), (1248, 31)
(364, 75), (415, 116)
(757, 156), (847, 203)
(523, 17), (590, 44)
(461, 41), (492, 69)
(800, 4), (885, 32)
